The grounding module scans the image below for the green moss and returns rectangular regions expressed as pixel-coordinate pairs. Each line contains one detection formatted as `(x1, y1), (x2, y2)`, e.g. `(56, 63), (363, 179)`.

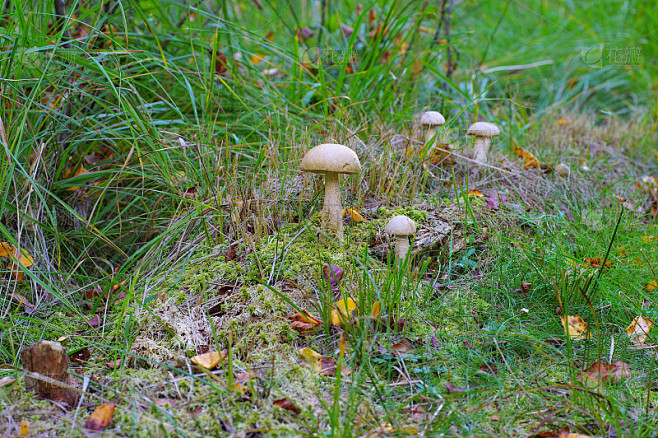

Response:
(378, 206), (428, 223)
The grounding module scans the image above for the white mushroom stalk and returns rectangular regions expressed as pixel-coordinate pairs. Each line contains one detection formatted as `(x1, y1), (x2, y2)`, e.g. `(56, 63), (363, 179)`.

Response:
(384, 215), (416, 264)
(300, 143), (361, 241)
(420, 111), (445, 146)
(466, 122), (500, 164)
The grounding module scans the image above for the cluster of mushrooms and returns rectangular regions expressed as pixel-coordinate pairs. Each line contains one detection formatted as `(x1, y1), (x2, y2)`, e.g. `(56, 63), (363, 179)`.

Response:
(299, 111), (500, 264)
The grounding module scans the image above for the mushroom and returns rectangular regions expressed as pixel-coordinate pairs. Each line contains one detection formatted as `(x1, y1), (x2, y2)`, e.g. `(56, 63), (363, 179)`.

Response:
(555, 163), (570, 177)
(419, 111), (445, 145)
(466, 122), (500, 163)
(385, 215), (416, 262)
(300, 143), (361, 240)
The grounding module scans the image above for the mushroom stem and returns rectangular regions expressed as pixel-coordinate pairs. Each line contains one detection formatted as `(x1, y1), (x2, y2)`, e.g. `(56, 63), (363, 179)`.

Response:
(322, 171), (343, 240)
(473, 136), (490, 163)
(394, 236), (410, 261)
(425, 126), (438, 145)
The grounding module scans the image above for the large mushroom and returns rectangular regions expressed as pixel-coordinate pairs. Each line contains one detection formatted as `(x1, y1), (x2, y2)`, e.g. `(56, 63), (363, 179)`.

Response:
(466, 122), (500, 163)
(300, 143), (361, 240)
(385, 215), (416, 263)
(419, 111), (445, 145)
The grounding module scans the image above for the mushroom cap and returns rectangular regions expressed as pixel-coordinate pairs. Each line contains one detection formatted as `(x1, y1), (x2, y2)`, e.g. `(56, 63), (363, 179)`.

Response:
(419, 111), (445, 127)
(300, 143), (361, 175)
(466, 122), (500, 138)
(385, 215), (416, 236)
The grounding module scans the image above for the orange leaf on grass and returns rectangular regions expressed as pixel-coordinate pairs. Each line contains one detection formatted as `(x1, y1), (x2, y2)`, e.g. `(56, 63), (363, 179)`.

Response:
(85, 402), (115, 431)
(511, 144), (539, 169)
(190, 350), (226, 369)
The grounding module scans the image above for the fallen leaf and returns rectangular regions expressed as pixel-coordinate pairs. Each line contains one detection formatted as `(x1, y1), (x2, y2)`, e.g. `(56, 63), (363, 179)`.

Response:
(511, 144), (539, 169)
(626, 316), (654, 346)
(85, 402), (115, 431)
(273, 398), (301, 414)
(290, 310), (322, 326)
(20, 420), (29, 437)
(646, 280), (657, 291)
(560, 315), (592, 340)
(299, 348), (350, 376)
(391, 339), (414, 356)
(299, 347), (323, 373)
(106, 360), (122, 369)
(371, 300), (381, 318)
(190, 350), (226, 369)
(580, 360), (631, 386)
(331, 297), (357, 325)
(225, 245), (237, 262)
(343, 207), (366, 222)
(290, 320), (317, 335)
(444, 382), (467, 393)
(88, 315), (101, 328)
(583, 257), (613, 269)
(64, 167), (87, 191)
(323, 264), (344, 289)
(478, 362), (498, 375)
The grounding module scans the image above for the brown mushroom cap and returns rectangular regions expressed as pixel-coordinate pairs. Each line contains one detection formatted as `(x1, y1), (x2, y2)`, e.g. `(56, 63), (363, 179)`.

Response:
(466, 122), (500, 137)
(384, 215), (416, 236)
(300, 143), (361, 175)
(419, 111), (445, 127)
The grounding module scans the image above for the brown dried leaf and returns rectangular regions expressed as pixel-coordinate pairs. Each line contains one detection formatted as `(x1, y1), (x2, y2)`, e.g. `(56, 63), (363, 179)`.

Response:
(273, 398), (301, 414)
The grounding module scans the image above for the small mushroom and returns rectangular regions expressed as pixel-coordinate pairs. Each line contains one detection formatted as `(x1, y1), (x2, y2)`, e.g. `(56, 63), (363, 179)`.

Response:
(419, 111), (445, 145)
(300, 143), (361, 240)
(555, 163), (570, 177)
(385, 215), (416, 262)
(466, 122), (500, 163)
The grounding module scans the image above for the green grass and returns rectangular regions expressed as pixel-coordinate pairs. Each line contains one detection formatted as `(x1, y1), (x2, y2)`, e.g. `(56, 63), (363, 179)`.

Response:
(1, 0), (657, 436)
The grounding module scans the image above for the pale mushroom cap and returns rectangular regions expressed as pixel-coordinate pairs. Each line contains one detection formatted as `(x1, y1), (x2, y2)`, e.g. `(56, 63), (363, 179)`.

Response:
(467, 122), (500, 137)
(300, 143), (361, 175)
(385, 215), (416, 236)
(419, 111), (445, 127)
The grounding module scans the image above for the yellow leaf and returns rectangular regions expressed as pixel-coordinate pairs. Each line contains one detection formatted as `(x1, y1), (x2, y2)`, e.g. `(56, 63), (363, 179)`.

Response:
(250, 54), (265, 65)
(0, 242), (13, 258)
(299, 347), (322, 372)
(331, 297), (357, 325)
(342, 208), (366, 222)
(371, 300), (381, 318)
(557, 117), (569, 125)
(626, 316), (654, 346)
(20, 420), (29, 437)
(560, 315), (592, 340)
(191, 350), (226, 369)
(646, 280), (657, 291)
